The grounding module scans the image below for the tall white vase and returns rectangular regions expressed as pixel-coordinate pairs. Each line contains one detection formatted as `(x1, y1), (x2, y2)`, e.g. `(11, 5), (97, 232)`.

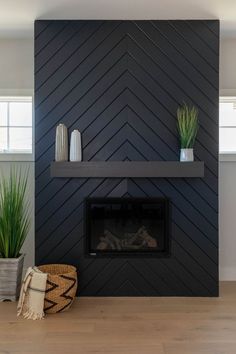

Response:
(70, 130), (82, 162)
(55, 123), (68, 161)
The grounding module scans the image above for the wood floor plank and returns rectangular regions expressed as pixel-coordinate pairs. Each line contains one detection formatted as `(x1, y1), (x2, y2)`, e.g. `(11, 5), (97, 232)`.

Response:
(164, 343), (236, 354)
(0, 282), (235, 354)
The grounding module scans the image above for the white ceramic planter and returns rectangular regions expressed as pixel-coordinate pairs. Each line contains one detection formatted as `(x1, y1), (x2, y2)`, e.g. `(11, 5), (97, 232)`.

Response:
(180, 148), (194, 162)
(0, 254), (24, 301)
(55, 124), (68, 161)
(70, 130), (82, 162)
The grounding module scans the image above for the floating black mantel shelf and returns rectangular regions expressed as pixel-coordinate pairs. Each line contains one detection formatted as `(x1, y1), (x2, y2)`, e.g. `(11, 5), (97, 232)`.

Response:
(50, 161), (204, 178)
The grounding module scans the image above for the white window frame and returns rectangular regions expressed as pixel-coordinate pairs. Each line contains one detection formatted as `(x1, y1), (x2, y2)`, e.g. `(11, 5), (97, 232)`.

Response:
(219, 90), (236, 162)
(0, 90), (34, 162)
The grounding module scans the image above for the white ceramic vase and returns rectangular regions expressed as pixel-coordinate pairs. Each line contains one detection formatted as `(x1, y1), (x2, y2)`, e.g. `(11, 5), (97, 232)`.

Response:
(55, 124), (68, 161)
(180, 148), (194, 162)
(70, 130), (82, 162)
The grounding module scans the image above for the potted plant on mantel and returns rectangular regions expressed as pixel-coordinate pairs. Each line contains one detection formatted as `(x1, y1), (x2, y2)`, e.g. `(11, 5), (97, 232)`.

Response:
(0, 170), (30, 301)
(177, 103), (199, 162)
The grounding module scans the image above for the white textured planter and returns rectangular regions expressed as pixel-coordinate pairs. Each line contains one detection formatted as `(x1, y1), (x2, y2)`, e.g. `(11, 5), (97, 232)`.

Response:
(180, 148), (194, 162)
(0, 254), (24, 301)
(55, 124), (68, 161)
(70, 130), (82, 162)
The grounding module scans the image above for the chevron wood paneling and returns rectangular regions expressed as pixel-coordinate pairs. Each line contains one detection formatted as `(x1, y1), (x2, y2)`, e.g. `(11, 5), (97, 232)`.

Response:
(35, 20), (219, 296)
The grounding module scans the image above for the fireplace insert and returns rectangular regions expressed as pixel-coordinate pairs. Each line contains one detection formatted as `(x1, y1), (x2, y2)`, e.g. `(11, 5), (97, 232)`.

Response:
(85, 198), (170, 257)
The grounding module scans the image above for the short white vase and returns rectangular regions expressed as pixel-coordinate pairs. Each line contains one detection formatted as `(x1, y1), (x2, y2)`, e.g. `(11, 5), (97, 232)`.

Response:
(55, 124), (68, 161)
(70, 130), (82, 162)
(180, 148), (194, 162)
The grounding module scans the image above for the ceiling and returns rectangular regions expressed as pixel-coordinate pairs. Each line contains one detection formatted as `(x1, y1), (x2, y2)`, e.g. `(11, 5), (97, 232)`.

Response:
(0, 0), (236, 38)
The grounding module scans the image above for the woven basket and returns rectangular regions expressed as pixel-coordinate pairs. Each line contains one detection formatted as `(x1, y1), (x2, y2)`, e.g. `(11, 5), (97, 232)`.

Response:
(38, 264), (77, 314)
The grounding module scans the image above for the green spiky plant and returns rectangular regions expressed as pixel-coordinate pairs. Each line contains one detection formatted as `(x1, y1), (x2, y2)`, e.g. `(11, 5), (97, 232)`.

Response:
(177, 103), (199, 149)
(0, 169), (30, 258)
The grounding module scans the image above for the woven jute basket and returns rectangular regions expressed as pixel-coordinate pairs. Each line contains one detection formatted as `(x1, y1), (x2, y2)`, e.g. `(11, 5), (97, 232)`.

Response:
(38, 264), (77, 314)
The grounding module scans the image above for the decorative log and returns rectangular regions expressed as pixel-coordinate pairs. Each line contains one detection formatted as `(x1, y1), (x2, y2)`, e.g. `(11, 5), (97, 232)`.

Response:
(96, 226), (158, 251)
(100, 236), (116, 250)
(104, 230), (122, 250)
(136, 226), (158, 248)
(96, 241), (108, 250)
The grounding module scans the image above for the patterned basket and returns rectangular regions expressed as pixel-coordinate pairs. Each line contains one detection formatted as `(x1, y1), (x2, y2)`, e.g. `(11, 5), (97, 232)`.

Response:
(38, 264), (77, 314)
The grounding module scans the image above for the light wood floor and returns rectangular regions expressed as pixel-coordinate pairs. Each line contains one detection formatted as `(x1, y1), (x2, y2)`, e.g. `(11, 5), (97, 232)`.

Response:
(1, 282), (236, 354)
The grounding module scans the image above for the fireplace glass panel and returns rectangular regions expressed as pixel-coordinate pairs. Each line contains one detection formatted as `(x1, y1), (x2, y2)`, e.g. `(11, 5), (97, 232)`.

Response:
(86, 198), (169, 256)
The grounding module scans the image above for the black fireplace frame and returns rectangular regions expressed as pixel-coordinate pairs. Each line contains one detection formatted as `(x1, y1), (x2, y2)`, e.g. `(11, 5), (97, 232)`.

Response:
(85, 197), (170, 258)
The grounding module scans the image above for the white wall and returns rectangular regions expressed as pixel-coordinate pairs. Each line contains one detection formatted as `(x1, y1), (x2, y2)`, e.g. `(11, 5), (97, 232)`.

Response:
(0, 38), (34, 269)
(220, 39), (236, 94)
(219, 162), (236, 279)
(0, 38), (33, 94)
(0, 36), (236, 280)
(219, 39), (236, 280)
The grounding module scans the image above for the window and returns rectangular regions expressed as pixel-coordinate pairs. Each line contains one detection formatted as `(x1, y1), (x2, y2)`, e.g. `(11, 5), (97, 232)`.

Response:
(220, 97), (236, 154)
(0, 96), (32, 154)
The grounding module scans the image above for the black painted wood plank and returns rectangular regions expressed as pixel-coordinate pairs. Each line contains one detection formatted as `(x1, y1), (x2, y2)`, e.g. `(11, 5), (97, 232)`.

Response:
(50, 161), (204, 178)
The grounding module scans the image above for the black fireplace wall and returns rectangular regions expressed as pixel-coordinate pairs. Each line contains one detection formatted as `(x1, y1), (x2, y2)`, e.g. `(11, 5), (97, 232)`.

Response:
(35, 20), (219, 296)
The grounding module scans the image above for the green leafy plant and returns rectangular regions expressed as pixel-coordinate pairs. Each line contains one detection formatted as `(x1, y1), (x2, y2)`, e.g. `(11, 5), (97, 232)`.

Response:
(0, 169), (30, 258)
(177, 103), (199, 149)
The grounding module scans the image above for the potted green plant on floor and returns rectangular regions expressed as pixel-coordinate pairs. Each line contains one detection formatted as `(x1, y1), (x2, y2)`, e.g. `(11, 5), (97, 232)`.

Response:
(0, 169), (30, 301)
(177, 103), (199, 162)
